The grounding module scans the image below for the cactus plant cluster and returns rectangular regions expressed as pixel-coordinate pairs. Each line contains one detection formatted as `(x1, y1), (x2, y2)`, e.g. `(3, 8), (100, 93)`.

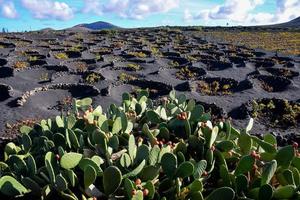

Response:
(0, 90), (300, 199)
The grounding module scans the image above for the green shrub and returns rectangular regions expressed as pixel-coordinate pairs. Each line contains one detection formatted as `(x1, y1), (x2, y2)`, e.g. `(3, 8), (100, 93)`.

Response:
(0, 91), (299, 199)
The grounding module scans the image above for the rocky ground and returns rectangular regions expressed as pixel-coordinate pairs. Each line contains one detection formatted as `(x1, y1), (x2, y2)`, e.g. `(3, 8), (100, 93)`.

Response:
(0, 27), (299, 142)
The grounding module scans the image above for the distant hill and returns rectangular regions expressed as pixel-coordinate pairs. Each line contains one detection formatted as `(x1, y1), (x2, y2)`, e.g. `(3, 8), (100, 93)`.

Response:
(69, 21), (120, 31)
(267, 16), (300, 28)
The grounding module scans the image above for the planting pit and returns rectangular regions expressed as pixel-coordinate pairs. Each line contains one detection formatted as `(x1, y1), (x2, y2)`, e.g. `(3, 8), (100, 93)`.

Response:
(248, 98), (300, 128)
(175, 66), (206, 80)
(0, 83), (12, 101)
(0, 67), (13, 78)
(201, 59), (232, 71)
(265, 68), (299, 79)
(128, 79), (172, 98)
(255, 75), (291, 92)
(190, 77), (243, 95)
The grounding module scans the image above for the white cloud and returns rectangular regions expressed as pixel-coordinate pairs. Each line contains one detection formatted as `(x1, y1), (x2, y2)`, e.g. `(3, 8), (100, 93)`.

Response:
(21, 0), (74, 20)
(186, 0), (299, 25)
(192, 0), (264, 23)
(1, 1), (18, 19)
(246, 0), (300, 25)
(272, 0), (300, 23)
(82, 0), (102, 15)
(83, 0), (180, 19)
(183, 9), (193, 21)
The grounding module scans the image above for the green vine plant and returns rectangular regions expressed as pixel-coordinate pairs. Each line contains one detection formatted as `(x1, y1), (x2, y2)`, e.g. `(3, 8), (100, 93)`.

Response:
(0, 90), (299, 200)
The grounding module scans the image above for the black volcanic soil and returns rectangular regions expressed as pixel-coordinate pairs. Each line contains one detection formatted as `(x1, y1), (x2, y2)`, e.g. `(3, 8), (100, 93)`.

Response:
(0, 28), (299, 138)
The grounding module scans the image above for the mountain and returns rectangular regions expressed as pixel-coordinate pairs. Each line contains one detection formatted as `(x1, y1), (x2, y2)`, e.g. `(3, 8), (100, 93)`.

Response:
(267, 16), (300, 28)
(70, 21), (119, 31)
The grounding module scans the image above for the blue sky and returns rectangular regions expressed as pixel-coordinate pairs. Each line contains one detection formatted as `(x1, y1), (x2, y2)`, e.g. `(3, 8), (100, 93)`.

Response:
(0, 0), (299, 32)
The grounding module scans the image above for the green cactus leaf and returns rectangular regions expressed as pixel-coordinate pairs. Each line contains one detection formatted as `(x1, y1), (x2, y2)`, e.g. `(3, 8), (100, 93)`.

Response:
(21, 177), (41, 194)
(292, 157), (300, 171)
(120, 153), (132, 168)
(59, 191), (78, 200)
(56, 116), (64, 128)
(142, 124), (157, 146)
(103, 166), (122, 195)
(65, 169), (77, 187)
(186, 99), (196, 111)
(188, 179), (203, 192)
(108, 135), (119, 151)
(238, 131), (252, 155)
(93, 105), (103, 116)
(258, 184), (273, 200)
(140, 165), (160, 181)
(205, 149), (214, 166)
(169, 90), (176, 100)
(249, 187), (260, 199)
(290, 167), (300, 186)
(22, 134), (32, 152)
(128, 134), (137, 162)
(53, 133), (66, 148)
(220, 164), (231, 187)
(76, 97), (92, 107)
(205, 187), (235, 200)
(177, 93), (186, 104)
(4, 142), (18, 157)
(67, 115), (76, 129)
(124, 178), (135, 198)
(135, 144), (150, 164)
(190, 191), (204, 200)
(20, 125), (32, 134)
(235, 174), (248, 194)
(276, 145), (294, 168)
(68, 129), (80, 149)
(0, 162), (9, 174)
(125, 121), (133, 134)
(251, 136), (276, 154)
(123, 160), (146, 178)
(93, 129), (108, 154)
(184, 120), (191, 138)
(261, 160), (277, 185)
(26, 154), (37, 177)
(65, 129), (72, 149)
(190, 105), (204, 122)
(55, 174), (68, 192)
(146, 110), (161, 123)
(132, 190), (144, 200)
(282, 169), (295, 185)
(60, 152), (83, 169)
(273, 185), (296, 199)
(203, 126), (218, 148)
(112, 116), (122, 134)
(149, 145), (160, 165)
(193, 160), (207, 180)
(161, 153), (177, 178)
(176, 161), (194, 178)
(0, 176), (28, 196)
(120, 110), (128, 131)
(246, 118), (254, 132)
(216, 140), (234, 152)
(7, 155), (27, 175)
(91, 155), (104, 165)
(144, 180), (155, 199)
(79, 158), (102, 176)
(234, 155), (255, 175)
(263, 134), (277, 146)
(45, 159), (56, 184)
(84, 165), (97, 189)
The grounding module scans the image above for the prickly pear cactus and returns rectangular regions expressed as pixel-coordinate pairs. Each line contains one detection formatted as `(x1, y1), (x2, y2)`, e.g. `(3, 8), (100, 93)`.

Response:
(0, 90), (299, 199)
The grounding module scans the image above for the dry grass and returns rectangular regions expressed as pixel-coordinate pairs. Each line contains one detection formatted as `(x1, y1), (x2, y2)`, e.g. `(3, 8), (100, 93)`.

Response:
(196, 31), (300, 56)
